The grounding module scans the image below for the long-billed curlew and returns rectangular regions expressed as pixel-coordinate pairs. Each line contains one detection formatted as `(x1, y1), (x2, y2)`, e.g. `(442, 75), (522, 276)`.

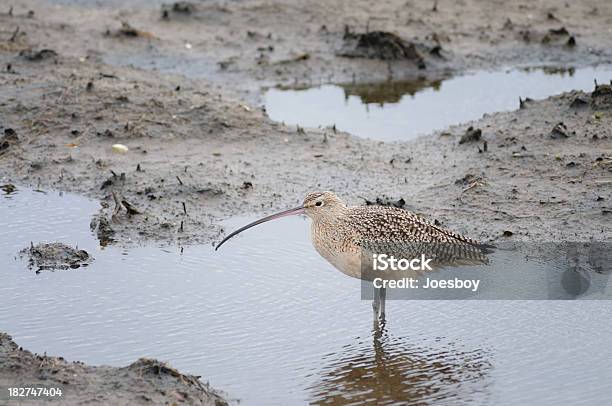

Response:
(216, 191), (493, 321)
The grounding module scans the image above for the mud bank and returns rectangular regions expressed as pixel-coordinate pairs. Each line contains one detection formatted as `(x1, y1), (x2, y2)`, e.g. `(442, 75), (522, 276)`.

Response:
(1, 0), (611, 246)
(0, 333), (229, 405)
(2, 0), (612, 103)
(1, 51), (611, 246)
(19, 242), (92, 271)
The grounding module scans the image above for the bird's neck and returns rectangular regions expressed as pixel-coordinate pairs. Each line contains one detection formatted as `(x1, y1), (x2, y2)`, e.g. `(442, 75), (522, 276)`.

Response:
(311, 212), (353, 248)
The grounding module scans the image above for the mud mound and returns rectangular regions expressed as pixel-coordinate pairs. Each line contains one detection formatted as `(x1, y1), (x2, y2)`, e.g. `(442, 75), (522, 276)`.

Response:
(339, 30), (425, 66)
(591, 82), (612, 110)
(459, 126), (482, 144)
(0, 333), (229, 406)
(541, 27), (576, 46)
(519, 26), (576, 47)
(161, 1), (198, 19)
(106, 22), (154, 38)
(1, 183), (16, 194)
(19, 242), (92, 271)
(362, 195), (406, 209)
(0, 128), (18, 155)
(127, 358), (204, 387)
(18, 48), (58, 61)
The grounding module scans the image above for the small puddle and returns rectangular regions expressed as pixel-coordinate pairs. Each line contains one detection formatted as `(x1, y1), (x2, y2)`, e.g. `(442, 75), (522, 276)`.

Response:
(265, 65), (612, 141)
(2, 187), (612, 404)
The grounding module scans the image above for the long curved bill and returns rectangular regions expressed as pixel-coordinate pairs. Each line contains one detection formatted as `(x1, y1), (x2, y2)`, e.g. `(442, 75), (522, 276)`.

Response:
(215, 206), (305, 251)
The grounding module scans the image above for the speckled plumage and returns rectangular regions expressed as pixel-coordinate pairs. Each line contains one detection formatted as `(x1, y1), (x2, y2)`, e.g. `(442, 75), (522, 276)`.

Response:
(347, 205), (481, 246)
(216, 190), (492, 279)
(304, 191), (491, 278)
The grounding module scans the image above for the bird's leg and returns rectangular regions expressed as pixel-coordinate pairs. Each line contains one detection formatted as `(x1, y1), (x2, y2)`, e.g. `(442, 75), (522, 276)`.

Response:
(379, 287), (386, 322)
(372, 287), (387, 327)
(372, 287), (381, 325)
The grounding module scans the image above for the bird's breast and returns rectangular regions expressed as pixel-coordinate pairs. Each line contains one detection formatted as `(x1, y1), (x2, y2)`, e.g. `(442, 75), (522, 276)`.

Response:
(311, 221), (362, 279)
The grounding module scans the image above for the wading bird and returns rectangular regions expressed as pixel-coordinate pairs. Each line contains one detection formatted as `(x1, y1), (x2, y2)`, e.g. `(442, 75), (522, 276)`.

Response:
(216, 191), (492, 322)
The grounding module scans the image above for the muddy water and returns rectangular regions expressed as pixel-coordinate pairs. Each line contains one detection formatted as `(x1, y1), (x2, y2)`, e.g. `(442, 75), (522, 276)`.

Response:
(2, 188), (612, 404)
(265, 66), (612, 141)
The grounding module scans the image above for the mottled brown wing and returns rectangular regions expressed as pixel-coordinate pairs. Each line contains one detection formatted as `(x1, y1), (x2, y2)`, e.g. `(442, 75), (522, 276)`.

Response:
(348, 206), (491, 269)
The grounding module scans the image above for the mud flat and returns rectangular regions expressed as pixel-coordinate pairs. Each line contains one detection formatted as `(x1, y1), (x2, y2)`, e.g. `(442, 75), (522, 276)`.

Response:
(1, 51), (610, 246)
(1, 0), (611, 246)
(3, 0), (612, 102)
(0, 333), (228, 405)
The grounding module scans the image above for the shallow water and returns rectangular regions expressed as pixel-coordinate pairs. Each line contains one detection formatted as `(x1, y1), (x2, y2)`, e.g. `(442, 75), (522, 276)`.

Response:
(1, 187), (612, 405)
(265, 66), (612, 141)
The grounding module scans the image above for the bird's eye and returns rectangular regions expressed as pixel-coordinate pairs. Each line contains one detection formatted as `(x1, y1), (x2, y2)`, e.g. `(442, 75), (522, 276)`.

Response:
(315, 201), (323, 207)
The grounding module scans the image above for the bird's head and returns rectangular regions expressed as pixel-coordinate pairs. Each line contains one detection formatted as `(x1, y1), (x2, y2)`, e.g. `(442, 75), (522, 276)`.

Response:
(302, 191), (347, 221)
(215, 191), (346, 250)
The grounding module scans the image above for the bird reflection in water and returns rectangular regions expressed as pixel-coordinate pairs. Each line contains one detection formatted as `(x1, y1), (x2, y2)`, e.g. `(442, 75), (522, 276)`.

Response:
(308, 325), (492, 405)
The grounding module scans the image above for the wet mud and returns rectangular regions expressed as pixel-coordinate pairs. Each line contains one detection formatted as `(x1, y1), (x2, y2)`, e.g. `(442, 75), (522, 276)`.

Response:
(0, 333), (229, 405)
(338, 30), (427, 69)
(1, 52), (609, 246)
(19, 242), (92, 272)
